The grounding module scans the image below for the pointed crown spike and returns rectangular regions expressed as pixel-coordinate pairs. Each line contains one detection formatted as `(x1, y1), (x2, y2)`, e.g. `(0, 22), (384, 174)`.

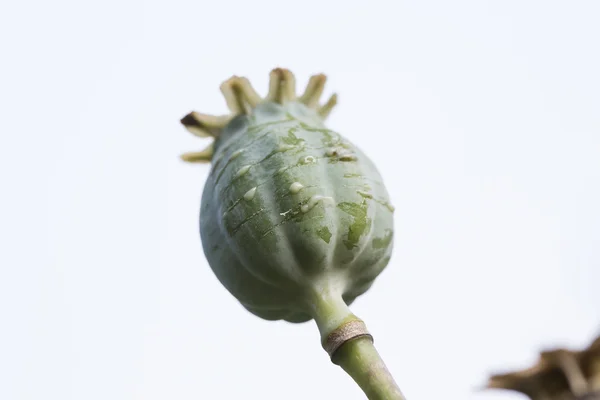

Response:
(180, 68), (338, 164)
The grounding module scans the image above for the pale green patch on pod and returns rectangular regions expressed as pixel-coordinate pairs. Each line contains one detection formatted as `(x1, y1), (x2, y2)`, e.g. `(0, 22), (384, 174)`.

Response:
(180, 68), (395, 339)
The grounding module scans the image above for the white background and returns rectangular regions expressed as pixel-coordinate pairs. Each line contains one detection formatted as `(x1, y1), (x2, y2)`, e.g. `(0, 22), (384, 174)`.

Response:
(1, 1), (599, 399)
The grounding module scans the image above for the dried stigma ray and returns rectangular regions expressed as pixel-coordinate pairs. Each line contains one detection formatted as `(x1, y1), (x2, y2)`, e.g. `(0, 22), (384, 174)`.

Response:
(180, 68), (338, 163)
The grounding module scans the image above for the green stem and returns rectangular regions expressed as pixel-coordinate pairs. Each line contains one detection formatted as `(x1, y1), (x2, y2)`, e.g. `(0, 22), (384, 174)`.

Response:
(332, 336), (406, 400)
(309, 289), (406, 400)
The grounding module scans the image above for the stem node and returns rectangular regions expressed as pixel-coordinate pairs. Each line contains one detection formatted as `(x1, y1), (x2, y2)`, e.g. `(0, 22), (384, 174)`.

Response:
(310, 291), (406, 399)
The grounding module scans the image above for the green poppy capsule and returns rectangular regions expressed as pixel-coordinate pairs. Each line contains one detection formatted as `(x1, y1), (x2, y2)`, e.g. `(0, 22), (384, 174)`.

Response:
(181, 68), (403, 399)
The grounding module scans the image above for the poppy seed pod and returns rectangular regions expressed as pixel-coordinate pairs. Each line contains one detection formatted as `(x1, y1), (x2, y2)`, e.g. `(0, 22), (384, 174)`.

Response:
(181, 69), (394, 337)
(180, 69), (403, 400)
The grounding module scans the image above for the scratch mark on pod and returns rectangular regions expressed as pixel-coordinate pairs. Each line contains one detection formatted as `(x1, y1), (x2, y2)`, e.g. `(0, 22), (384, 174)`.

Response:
(218, 131), (269, 157)
(325, 147), (350, 157)
(280, 209), (292, 216)
(243, 187), (257, 201)
(326, 146), (357, 162)
(339, 154), (357, 161)
(356, 190), (373, 199)
(235, 165), (251, 178)
(224, 197), (243, 214)
(301, 195), (334, 213)
(214, 120), (319, 183)
(277, 144), (296, 152)
(260, 214), (324, 239)
(247, 118), (294, 134)
(221, 152), (294, 196)
(218, 146), (333, 199)
(343, 184), (371, 191)
(357, 190), (395, 213)
(325, 148), (338, 156)
(214, 151), (250, 184)
(217, 119), (296, 165)
(230, 149), (244, 159)
(212, 152), (225, 169)
(289, 182), (304, 194)
(213, 149), (244, 181)
(229, 208), (266, 236)
(221, 181), (313, 217)
(343, 173), (386, 188)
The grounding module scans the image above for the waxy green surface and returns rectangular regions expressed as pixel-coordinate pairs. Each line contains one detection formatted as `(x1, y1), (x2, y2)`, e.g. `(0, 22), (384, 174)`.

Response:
(199, 101), (395, 323)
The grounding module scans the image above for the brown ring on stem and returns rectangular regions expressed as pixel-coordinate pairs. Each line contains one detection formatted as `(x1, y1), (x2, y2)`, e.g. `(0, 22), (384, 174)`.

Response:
(324, 319), (373, 358)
